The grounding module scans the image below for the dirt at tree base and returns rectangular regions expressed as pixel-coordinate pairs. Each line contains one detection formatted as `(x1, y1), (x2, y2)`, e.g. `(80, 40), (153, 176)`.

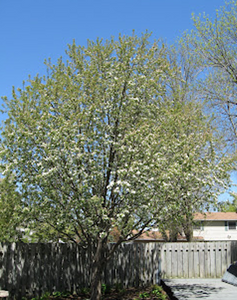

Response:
(46, 285), (170, 300)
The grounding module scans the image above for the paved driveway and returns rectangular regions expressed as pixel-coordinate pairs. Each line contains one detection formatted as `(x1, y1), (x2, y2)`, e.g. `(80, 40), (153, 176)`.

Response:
(162, 278), (237, 300)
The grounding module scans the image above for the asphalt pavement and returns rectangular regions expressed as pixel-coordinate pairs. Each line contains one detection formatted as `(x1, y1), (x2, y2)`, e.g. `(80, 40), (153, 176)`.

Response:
(162, 278), (237, 300)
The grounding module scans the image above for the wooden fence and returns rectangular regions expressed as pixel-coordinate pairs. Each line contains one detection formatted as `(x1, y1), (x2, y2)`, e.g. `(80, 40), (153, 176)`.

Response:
(160, 241), (237, 278)
(0, 241), (237, 299)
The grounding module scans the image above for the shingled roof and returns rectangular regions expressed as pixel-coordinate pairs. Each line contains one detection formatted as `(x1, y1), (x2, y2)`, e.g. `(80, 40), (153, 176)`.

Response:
(132, 230), (203, 242)
(194, 212), (237, 221)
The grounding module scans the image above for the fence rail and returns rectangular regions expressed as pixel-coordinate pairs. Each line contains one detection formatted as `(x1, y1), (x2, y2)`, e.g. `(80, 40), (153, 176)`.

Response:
(0, 241), (237, 299)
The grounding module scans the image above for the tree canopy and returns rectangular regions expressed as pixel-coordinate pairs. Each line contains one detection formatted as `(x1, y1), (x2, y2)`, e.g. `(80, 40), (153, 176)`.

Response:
(184, 0), (237, 150)
(0, 176), (23, 241)
(219, 192), (237, 212)
(0, 33), (231, 299)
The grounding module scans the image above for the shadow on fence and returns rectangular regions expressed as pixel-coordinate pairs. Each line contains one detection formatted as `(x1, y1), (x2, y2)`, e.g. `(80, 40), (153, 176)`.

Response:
(0, 241), (236, 299)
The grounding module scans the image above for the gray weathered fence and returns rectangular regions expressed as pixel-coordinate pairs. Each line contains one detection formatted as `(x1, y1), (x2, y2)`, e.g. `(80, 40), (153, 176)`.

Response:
(161, 241), (237, 278)
(0, 241), (237, 299)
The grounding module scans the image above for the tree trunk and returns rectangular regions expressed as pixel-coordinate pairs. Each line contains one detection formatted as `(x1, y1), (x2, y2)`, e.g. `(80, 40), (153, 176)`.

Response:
(90, 239), (107, 300)
(169, 228), (178, 242)
(185, 229), (193, 242)
(183, 223), (193, 242)
(160, 227), (169, 242)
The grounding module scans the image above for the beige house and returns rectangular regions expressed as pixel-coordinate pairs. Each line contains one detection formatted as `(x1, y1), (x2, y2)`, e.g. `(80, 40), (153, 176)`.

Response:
(133, 212), (237, 242)
(193, 212), (237, 241)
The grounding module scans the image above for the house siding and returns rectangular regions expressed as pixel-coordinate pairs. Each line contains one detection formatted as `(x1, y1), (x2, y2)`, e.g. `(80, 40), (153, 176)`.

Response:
(194, 220), (237, 241)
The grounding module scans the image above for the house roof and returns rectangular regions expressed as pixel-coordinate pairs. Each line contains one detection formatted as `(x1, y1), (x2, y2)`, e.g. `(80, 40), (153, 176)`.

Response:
(133, 230), (166, 241)
(194, 212), (237, 221)
(132, 230), (203, 242)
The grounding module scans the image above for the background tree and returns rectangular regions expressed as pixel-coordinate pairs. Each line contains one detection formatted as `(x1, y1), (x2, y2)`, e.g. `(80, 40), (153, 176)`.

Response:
(0, 176), (23, 241)
(154, 101), (230, 241)
(185, 0), (237, 150)
(0, 33), (230, 299)
(165, 36), (204, 105)
(218, 192), (237, 212)
(155, 39), (231, 242)
(0, 174), (61, 242)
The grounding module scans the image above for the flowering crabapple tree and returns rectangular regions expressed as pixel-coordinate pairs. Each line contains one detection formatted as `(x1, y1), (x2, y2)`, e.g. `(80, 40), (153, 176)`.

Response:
(0, 33), (230, 300)
(152, 102), (231, 241)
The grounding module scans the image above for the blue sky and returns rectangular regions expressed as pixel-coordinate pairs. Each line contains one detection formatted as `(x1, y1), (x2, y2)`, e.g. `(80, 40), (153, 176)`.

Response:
(1, 0), (235, 200)
(0, 0), (227, 108)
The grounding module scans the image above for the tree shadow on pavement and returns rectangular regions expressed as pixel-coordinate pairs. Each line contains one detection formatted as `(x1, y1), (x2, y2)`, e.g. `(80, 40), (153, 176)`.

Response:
(161, 280), (225, 300)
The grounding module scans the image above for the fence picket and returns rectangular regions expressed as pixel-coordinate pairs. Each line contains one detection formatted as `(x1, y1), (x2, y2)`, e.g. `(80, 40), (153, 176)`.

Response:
(0, 241), (237, 299)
